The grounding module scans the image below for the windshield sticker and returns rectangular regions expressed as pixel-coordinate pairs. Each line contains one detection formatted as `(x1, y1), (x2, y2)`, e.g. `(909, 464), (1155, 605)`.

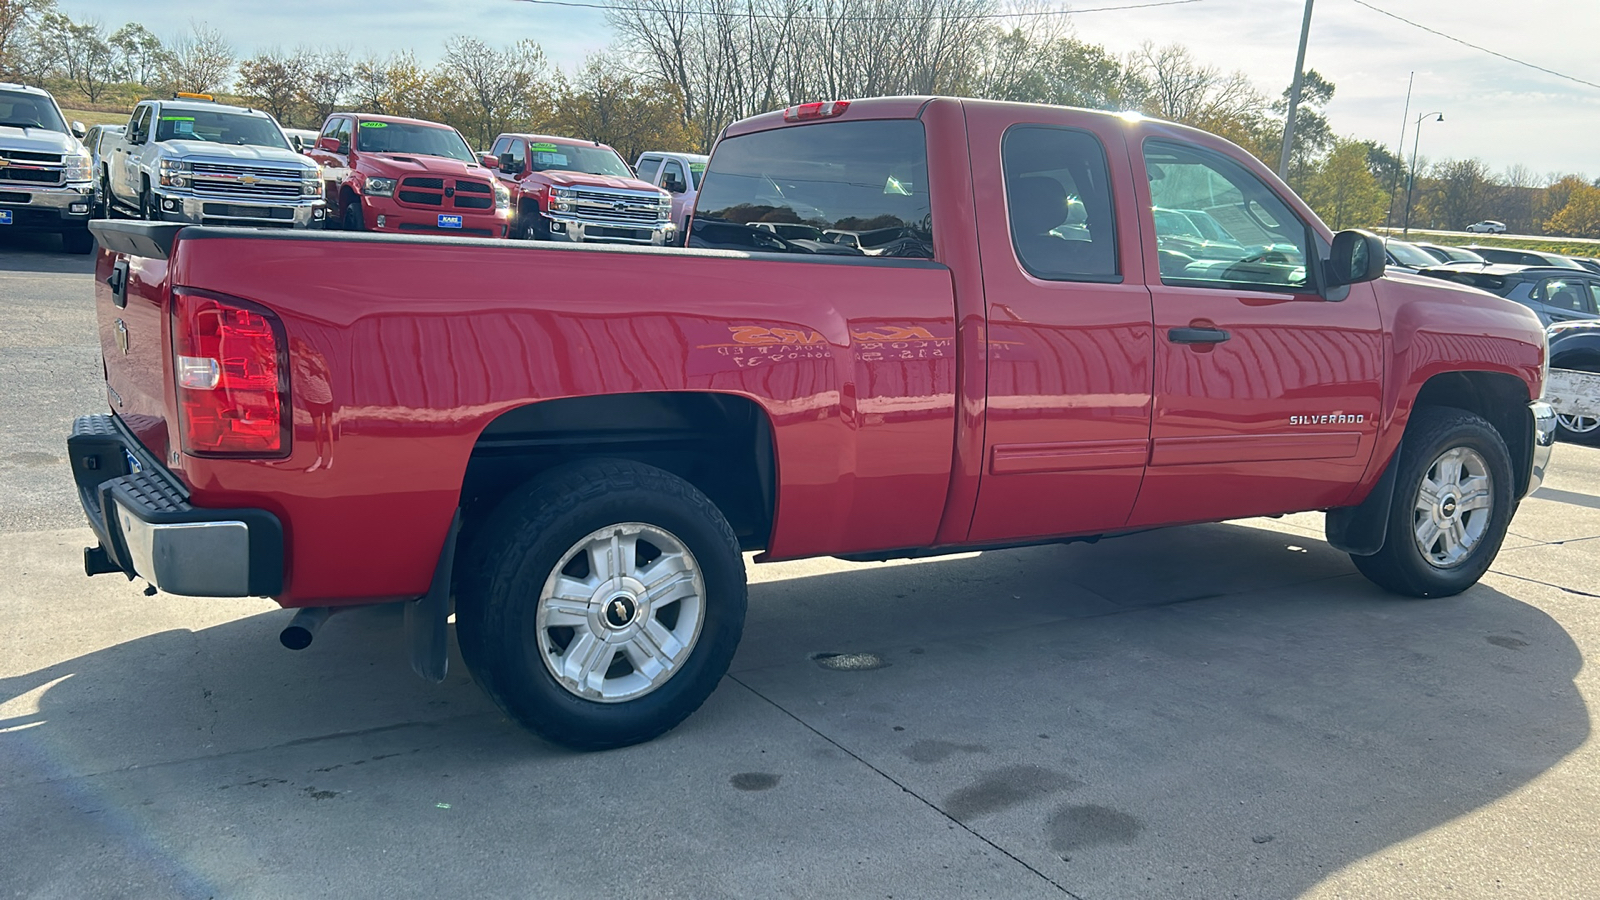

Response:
(173, 120), (194, 134)
(530, 142), (559, 152)
(359, 121), (388, 128)
(689, 163), (706, 173)
(884, 175), (913, 196)
(535, 151), (569, 167)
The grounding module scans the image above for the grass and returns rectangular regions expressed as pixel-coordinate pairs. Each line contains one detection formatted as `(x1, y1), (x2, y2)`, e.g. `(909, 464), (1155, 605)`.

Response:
(61, 108), (132, 128)
(1378, 228), (1600, 257)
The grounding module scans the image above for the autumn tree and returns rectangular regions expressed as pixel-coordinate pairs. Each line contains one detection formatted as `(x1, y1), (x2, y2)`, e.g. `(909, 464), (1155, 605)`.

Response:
(550, 55), (695, 162)
(437, 36), (550, 150)
(0, 0), (51, 79)
(1547, 181), (1600, 238)
(1302, 139), (1386, 230)
(109, 22), (168, 86)
(975, 27), (1141, 111)
(298, 47), (353, 125)
(237, 47), (306, 124)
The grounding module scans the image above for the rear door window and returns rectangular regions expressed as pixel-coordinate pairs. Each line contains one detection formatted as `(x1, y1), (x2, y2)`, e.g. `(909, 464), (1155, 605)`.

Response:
(636, 156), (661, 183)
(693, 119), (933, 259)
(1540, 278), (1595, 314)
(1001, 125), (1119, 281)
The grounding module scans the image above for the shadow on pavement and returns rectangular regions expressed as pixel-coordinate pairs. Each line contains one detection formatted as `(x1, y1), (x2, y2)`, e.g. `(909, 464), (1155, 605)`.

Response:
(0, 230), (96, 274)
(0, 522), (1588, 898)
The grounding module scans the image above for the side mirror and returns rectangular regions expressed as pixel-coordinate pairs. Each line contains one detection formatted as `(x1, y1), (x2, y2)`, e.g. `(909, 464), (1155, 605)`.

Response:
(665, 177), (685, 194)
(315, 136), (340, 153)
(1327, 230), (1386, 287)
(71, 121), (86, 139)
(481, 153), (499, 169)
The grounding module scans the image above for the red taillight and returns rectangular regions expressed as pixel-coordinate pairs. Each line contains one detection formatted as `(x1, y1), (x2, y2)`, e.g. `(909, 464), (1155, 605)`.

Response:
(173, 291), (289, 457)
(782, 100), (850, 122)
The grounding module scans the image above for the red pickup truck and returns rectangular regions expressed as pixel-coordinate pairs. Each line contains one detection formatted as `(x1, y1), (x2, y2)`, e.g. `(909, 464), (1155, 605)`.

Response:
(307, 113), (511, 237)
(72, 97), (1555, 750)
(486, 132), (674, 244)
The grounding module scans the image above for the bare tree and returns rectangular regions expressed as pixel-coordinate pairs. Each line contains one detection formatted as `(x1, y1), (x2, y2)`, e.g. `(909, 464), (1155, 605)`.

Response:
(166, 21), (234, 94)
(0, 0), (51, 80)
(437, 36), (549, 149)
(297, 47), (353, 124)
(109, 22), (170, 86)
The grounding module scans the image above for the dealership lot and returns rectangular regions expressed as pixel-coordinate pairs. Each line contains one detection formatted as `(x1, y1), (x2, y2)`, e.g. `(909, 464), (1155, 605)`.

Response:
(2, 237), (1596, 899)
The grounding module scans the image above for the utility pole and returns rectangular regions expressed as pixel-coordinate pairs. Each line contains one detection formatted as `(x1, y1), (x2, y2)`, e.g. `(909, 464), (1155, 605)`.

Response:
(1277, 0), (1316, 181)
(1384, 72), (1414, 230)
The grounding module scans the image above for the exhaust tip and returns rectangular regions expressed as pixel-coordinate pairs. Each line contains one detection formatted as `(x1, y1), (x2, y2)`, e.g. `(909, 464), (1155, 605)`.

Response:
(279, 607), (332, 651)
(279, 626), (315, 650)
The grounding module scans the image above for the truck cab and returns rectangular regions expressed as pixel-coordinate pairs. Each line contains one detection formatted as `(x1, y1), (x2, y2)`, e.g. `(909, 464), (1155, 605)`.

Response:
(491, 133), (673, 245)
(105, 95), (325, 228)
(308, 113), (511, 238)
(0, 82), (96, 253)
(634, 150), (707, 243)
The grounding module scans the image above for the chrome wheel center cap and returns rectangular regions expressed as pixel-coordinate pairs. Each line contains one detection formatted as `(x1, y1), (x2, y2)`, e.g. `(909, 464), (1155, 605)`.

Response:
(604, 595), (639, 629)
(1440, 494), (1458, 519)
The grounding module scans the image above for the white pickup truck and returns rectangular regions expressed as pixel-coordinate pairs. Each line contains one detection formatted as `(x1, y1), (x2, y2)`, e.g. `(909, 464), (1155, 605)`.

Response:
(0, 82), (96, 253)
(104, 96), (325, 228)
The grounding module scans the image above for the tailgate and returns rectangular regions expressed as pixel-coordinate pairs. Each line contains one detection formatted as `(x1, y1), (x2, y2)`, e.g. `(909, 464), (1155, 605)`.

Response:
(91, 221), (184, 462)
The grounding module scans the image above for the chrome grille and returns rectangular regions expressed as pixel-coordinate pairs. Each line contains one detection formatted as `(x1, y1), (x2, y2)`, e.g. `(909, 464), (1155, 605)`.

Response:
(188, 161), (306, 202)
(570, 188), (664, 224)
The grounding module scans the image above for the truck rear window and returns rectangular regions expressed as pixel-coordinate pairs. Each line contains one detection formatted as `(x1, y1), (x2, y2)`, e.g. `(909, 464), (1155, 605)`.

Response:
(692, 120), (933, 259)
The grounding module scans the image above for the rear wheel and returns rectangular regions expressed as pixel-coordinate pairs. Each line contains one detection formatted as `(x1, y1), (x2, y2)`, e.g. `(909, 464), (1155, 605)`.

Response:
(1351, 407), (1514, 598)
(456, 459), (747, 750)
(1556, 412), (1600, 444)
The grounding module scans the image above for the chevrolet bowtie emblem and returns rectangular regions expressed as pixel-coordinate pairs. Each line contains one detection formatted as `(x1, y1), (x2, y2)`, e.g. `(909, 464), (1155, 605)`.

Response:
(0, 159), (10, 167)
(240, 175), (258, 185)
(612, 600), (628, 620)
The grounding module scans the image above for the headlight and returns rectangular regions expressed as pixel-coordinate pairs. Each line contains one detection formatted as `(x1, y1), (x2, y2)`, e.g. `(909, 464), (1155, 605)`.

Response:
(365, 176), (396, 197)
(64, 151), (92, 182)
(494, 182), (510, 210)
(158, 157), (190, 188)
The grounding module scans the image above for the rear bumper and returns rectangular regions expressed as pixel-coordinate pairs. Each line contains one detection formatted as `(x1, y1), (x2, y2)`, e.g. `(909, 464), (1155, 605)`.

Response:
(68, 414), (283, 597)
(0, 182), (95, 231)
(1526, 400), (1556, 499)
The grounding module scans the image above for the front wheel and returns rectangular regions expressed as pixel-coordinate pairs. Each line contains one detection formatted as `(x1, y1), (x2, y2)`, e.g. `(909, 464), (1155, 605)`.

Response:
(456, 459), (747, 750)
(342, 200), (365, 232)
(140, 182), (160, 221)
(1351, 407), (1515, 598)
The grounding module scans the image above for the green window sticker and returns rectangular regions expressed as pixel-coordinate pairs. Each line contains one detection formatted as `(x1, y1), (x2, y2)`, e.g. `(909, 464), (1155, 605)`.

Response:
(360, 121), (388, 128)
(160, 116), (195, 121)
(529, 142), (559, 152)
(689, 163), (706, 173)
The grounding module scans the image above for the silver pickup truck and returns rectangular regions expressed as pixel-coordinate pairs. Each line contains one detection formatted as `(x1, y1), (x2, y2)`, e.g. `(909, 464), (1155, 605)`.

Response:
(0, 82), (96, 253)
(104, 96), (325, 228)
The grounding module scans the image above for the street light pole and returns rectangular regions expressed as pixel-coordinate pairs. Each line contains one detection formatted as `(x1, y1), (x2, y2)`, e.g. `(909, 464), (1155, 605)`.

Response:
(1402, 111), (1443, 237)
(1278, 0), (1316, 180)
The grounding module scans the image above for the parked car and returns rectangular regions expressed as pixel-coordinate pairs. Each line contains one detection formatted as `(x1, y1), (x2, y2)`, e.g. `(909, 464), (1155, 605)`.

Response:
(1464, 244), (1584, 269)
(307, 113), (511, 237)
(283, 127), (318, 154)
(490, 133), (673, 244)
(1384, 238), (1444, 273)
(635, 150), (708, 242)
(103, 94), (325, 228)
(74, 96), (1554, 751)
(1567, 256), (1600, 275)
(1411, 241), (1484, 265)
(1466, 220), (1507, 233)
(0, 82), (96, 253)
(1418, 263), (1600, 326)
(1542, 320), (1600, 442)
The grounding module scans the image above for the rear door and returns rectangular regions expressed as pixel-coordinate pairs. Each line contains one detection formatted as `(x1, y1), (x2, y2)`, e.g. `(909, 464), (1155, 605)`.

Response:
(964, 105), (1154, 543)
(1534, 275), (1598, 324)
(1126, 137), (1383, 526)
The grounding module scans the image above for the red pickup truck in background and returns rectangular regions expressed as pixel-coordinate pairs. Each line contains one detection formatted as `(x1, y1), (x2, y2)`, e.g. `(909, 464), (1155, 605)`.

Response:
(73, 96), (1554, 751)
(487, 132), (674, 244)
(307, 113), (511, 237)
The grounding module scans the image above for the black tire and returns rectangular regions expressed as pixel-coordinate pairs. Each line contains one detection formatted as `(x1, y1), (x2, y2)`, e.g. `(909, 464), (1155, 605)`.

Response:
(456, 459), (747, 750)
(60, 229), (95, 254)
(514, 204), (549, 241)
(94, 170), (109, 218)
(1351, 407), (1515, 598)
(140, 180), (160, 221)
(342, 199), (364, 232)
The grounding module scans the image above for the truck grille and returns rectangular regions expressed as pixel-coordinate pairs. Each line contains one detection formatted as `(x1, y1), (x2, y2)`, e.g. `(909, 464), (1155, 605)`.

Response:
(398, 176), (496, 211)
(0, 162), (63, 185)
(189, 161), (306, 202)
(570, 188), (664, 224)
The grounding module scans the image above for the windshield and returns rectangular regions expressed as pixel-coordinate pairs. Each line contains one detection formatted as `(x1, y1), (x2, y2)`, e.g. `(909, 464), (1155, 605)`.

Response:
(693, 119), (934, 259)
(156, 109), (289, 148)
(529, 142), (632, 177)
(355, 121), (475, 163)
(0, 90), (68, 133)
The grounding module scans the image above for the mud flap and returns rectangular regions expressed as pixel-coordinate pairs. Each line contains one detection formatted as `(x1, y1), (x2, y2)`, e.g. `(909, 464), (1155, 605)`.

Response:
(406, 510), (461, 683)
(1325, 453), (1399, 556)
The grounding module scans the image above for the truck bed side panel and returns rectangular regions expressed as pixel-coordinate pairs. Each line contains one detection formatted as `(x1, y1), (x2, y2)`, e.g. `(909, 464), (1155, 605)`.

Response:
(168, 234), (957, 603)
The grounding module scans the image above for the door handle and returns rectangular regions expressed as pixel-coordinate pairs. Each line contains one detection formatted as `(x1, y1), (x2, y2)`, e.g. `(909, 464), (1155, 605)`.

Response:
(1168, 327), (1231, 344)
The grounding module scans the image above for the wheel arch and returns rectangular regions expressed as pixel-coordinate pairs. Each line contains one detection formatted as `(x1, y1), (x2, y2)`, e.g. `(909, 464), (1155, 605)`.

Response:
(1409, 370), (1533, 498)
(457, 391), (778, 556)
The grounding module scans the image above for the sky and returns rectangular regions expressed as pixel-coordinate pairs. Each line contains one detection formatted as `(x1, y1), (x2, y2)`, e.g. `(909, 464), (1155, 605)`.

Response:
(65, 0), (1600, 176)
